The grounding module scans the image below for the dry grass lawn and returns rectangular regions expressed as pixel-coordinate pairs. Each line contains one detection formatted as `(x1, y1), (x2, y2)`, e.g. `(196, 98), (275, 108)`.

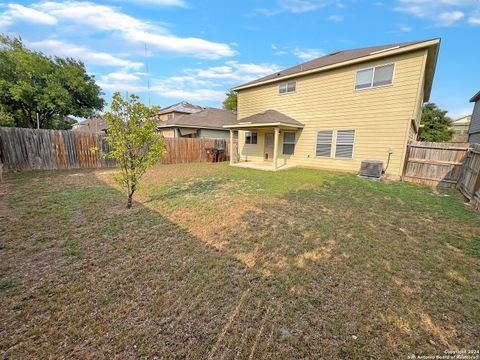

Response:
(1, 163), (479, 359)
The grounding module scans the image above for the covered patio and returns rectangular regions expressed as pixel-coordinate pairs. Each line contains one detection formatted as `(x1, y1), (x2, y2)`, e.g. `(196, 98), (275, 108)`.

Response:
(224, 110), (304, 171)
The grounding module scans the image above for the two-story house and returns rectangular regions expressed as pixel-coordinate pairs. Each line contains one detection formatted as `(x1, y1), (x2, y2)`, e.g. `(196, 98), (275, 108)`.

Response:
(224, 39), (440, 178)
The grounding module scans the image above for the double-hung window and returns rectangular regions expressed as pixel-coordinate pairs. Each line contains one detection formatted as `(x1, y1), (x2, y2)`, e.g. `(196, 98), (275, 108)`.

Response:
(355, 64), (394, 90)
(279, 81), (296, 94)
(335, 130), (355, 158)
(316, 130), (333, 157)
(282, 132), (296, 155)
(245, 131), (258, 144)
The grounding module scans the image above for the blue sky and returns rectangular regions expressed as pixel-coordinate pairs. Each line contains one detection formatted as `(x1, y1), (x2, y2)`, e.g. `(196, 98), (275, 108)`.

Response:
(1, 0), (479, 118)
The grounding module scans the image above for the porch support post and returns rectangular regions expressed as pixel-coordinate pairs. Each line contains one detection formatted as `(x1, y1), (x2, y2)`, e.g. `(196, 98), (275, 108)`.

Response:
(273, 127), (280, 170)
(229, 129), (234, 165)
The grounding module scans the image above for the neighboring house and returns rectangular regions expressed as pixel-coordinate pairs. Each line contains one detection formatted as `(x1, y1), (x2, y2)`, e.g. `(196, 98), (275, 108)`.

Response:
(71, 117), (107, 134)
(468, 91), (480, 143)
(155, 101), (203, 122)
(450, 115), (471, 143)
(157, 108), (238, 139)
(224, 38), (440, 178)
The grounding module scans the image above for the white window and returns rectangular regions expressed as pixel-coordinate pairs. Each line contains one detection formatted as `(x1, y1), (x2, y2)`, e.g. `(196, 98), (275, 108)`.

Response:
(335, 130), (355, 158)
(279, 81), (296, 94)
(283, 132), (296, 155)
(245, 131), (258, 144)
(355, 64), (394, 90)
(316, 130), (333, 157)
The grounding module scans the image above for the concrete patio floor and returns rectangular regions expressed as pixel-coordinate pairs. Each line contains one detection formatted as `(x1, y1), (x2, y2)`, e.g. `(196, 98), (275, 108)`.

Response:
(231, 161), (295, 171)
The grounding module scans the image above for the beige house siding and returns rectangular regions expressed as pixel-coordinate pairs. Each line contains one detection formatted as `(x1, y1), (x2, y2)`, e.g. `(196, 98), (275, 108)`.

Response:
(160, 129), (176, 138)
(237, 49), (428, 177)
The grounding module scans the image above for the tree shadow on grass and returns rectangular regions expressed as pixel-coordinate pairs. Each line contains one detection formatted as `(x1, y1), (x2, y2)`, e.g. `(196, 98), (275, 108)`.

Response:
(1, 169), (479, 359)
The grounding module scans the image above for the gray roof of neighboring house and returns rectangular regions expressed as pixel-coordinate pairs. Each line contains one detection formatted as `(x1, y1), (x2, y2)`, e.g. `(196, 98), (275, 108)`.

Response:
(72, 117), (107, 133)
(157, 101), (203, 115)
(470, 91), (480, 103)
(157, 108), (237, 130)
(228, 110), (304, 127)
(235, 39), (436, 89)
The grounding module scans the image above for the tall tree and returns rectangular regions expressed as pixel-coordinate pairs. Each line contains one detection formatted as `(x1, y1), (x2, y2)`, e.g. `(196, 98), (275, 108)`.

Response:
(222, 90), (237, 111)
(419, 103), (453, 142)
(0, 35), (104, 129)
(103, 92), (165, 208)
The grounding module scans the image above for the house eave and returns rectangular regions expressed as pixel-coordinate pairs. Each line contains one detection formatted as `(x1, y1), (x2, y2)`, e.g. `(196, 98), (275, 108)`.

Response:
(157, 124), (228, 130)
(232, 39), (441, 92)
(223, 122), (304, 129)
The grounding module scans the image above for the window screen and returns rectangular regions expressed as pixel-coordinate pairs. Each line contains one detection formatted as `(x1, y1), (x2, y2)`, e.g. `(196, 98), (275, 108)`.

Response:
(335, 130), (355, 158)
(373, 64), (394, 87)
(355, 68), (373, 90)
(316, 130), (333, 157)
(279, 81), (296, 94)
(283, 132), (296, 155)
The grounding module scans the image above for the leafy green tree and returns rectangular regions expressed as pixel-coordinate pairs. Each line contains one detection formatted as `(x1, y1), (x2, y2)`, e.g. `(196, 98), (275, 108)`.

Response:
(222, 90), (237, 111)
(103, 92), (165, 208)
(0, 35), (104, 129)
(419, 103), (453, 142)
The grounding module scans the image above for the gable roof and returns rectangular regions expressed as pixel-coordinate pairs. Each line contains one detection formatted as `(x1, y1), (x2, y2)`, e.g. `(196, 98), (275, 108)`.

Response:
(470, 91), (480, 103)
(72, 117), (107, 133)
(157, 101), (203, 115)
(157, 108), (237, 130)
(223, 110), (304, 129)
(233, 38), (440, 102)
(452, 115), (471, 125)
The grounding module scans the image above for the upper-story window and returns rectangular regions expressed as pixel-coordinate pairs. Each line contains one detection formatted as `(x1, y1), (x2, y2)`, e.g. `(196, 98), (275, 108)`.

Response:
(355, 64), (394, 90)
(279, 81), (296, 94)
(167, 113), (174, 120)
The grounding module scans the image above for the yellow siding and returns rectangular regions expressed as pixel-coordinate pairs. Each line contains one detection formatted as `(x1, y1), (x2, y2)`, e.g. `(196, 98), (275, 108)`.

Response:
(160, 129), (176, 138)
(237, 49), (429, 177)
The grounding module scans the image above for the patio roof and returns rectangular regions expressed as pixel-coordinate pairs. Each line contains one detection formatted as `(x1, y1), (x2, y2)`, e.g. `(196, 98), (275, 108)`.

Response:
(223, 110), (304, 129)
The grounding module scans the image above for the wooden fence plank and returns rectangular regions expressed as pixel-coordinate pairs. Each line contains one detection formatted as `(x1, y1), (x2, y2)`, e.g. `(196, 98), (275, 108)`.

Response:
(402, 140), (470, 188)
(0, 127), (238, 173)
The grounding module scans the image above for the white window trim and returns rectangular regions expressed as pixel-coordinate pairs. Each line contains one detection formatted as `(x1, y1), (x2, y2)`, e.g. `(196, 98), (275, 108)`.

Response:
(282, 131), (296, 155)
(315, 129), (334, 158)
(334, 129), (356, 160)
(354, 63), (395, 91)
(279, 80), (297, 95)
(314, 129), (356, 159)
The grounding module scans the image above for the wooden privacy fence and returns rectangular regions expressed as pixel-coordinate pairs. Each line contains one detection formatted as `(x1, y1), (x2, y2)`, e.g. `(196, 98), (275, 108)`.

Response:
(0, 127), (238, 173)
(402, 141), (470, 188)
(0, 127), (114, 172)
(161, 138), (237, 165)
(458, 144), (480, 210)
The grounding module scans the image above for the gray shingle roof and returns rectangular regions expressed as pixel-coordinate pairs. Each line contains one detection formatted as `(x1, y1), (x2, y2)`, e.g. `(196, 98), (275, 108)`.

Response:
(158, 108), (237, 129)
(72, 117), (107, 133)
(235, 39), (436, 89)
(470, 91), (480, 103)
(232, 110), (304, 127)
(157, 101), (203, 115)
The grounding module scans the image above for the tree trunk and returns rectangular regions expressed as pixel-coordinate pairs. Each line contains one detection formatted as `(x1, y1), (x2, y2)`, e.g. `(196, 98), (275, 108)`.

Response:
(127, 192), (133, 208)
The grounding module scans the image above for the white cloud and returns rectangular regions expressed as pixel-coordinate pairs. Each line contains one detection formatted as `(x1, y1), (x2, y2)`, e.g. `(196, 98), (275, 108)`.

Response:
(26, 39), (144, 69)
(4, 1), (235, 59)
(468, 12), (480, 24)
(0, 4), (57, 27)
(395, 0), (476, 26)
(400, 25), (413, 31)
(255, 0), (334, 16)
(437, 10), (464, 25)
(117, 0), (187, 7)
(186, 61), (280, 83)
(293, 47), (325, 60)
(328, 15), (343, 22)
(102, 71), (141, 82)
